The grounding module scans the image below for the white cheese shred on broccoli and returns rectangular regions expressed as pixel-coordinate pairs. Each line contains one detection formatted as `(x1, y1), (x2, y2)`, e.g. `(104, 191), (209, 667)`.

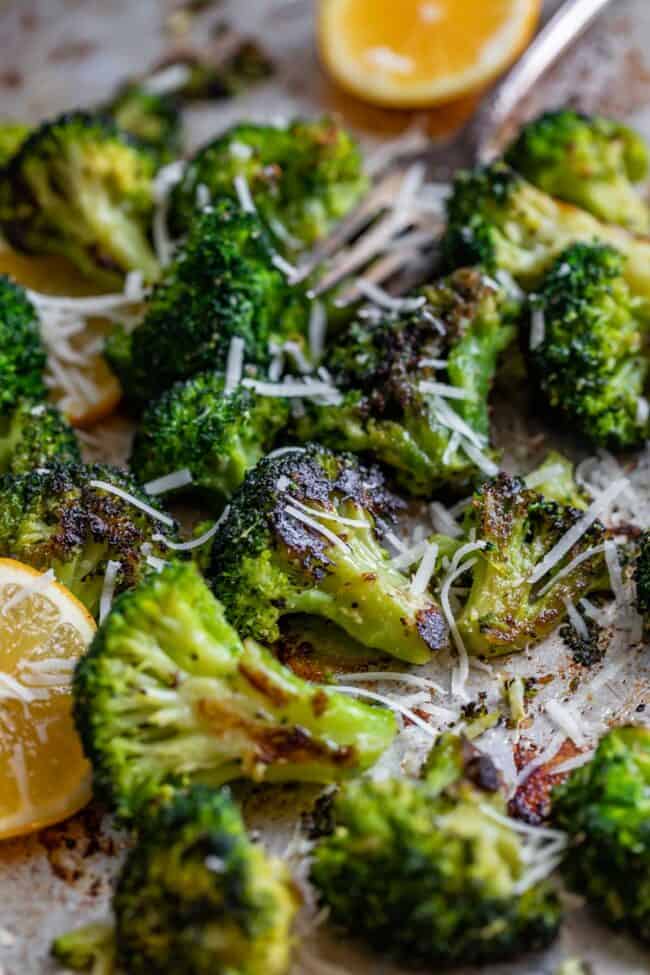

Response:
(334, 685), (438, 738)
(418, 380), (476, 401)
(241, 377), (342, 403)
(356, 279), (425, 313)
(459, 440), (499, 477)
(284, 505), (350, 554)
(537, 543), (607, 598)
(432, 395), (485, 449)
(335, 671), (446, 696)
(234, 173), (256, 214)
(389, 539), (428, 570)
(430, 500), (463, 538)
(99, 560), (121, 626)
(562, 597), (590, 641)
(224, 335), (246, 394)
(529, 478), (629, 585)
(286, 496), (369, 529)
(144, 468), (193, 496)
(142, 63), (191, 96)
(89, 480), (175, 528)
(410, 541), (439, 596)
(271, 253), (299, 282)
(2, 568), (56, 616)
(545, 699), (587, 747)
(308, 300), (327, 364)
(529, 307), (545, 350)
(152, 160), (185, 266)
(145, 555), (167, 572)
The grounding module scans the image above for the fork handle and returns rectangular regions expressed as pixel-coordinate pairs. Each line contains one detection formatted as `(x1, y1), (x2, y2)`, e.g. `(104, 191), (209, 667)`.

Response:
(469, 0), (613, 164)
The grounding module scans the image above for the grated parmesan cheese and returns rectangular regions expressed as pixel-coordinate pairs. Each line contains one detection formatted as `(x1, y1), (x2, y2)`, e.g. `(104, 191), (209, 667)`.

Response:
(529, 306), (545, 350)
(99, 560), (121, 626)
(89, 480), (175, 527)
(545, 699), (587, 746)
(335, 685), (437, 738)
(562, 597), (589, 641)
(144, 468), (193, 496)
(284, 505), (350, 554)
(308, 300), (327, 364)
(224, 335), (246, 394)
(234, 173), (256, 213)
(335, 671), (446, 695)
(430, 501), (463, 538)
(410, 541), (439, 595)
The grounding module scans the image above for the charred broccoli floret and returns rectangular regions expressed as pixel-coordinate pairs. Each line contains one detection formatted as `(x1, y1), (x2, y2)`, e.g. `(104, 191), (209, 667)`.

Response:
(52, 922), (115, 975)
(208, 445), (448, 663)
(524, 451), (588, 510)
(0, 464), (173, 617)
(635, 530), (650, 632)
(311, 733), (562, 967)
(104, 83), (182, 163)
(131, 371), (289, 510)
(105, 201), (309, 407)
(74, 560), (396, 818)
(505, 109), (650, 232)
(552, 726), (650, 942)
(0, 275), (46, 412)
(0, 399), (79, 475)
(169, 118), (368, 252)
(297, 268), (518, 495)
(530, 243), (650, 449)
(442, 162), (650, 299)
(455, 472), (609, 656)
(0, 112), (159, 287)
(0, 119), (30, 166)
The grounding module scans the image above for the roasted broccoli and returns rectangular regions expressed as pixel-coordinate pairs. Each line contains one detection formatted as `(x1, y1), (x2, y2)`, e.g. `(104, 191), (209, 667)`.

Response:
(208, 445), (448, 663)
(0, 119), (30, 167)
(635, 529), (650, 632)
(153, 41), (274, 101)
(169, 118), (368, 252)
(104, 83), (182, 163)
(74, 560), (396, 818)
(52, 921), (116, 975)
(530, 243), (650, 449)
(131, 371), (289, 510)
(524, 451), (588, 510)
(552, 725), (650, 942)
(0, 464), (173, 618)
(297, 268), (518, 495)
(505, 109), (650, 232)
(105, 201), (309, 407)
(0, 112), (159, 287)
(0, 275), (46, 413)
(442, 162), (650, 299)
(455, 472), (609, 656)
(0, 399), (80, 475)
(311, 733), (562, 966)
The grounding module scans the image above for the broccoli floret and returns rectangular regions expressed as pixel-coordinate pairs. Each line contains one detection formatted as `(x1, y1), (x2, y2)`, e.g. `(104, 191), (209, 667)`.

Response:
(635, 529), (650, 631)
(0, 463), (174, 617)
(442, 162), (650, 299)
(112, 787), (298, 975)
(0, 119), (30, 167)
(74, 560), (396, 818)
(52, 921), (116, 975)
(104, 83), (182, 163)
(455, 472), (609, 656)
(131, 371), (289, 510)
(505, 109), (650, 232)
(0, 399), (80, 475)
(169, 118), (368, 252)
(0, 275), (46, 412)
(297, 268), (518, 495)
(552, 725), (650, 942)
(311, 733), (562, 966)
(105, 201), (309, 408)
(531, 243), (650, 449)
(524, 451), (588, 510)
(154, 42), (274, 101)
(0, 111), (159, 287)
(208, 445), (448, 663)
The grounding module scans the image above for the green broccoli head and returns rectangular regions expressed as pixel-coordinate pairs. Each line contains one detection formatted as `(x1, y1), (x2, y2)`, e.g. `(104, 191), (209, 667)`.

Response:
(524, 451), (588, 510)
(73, 560), (396, 819)
(0, 119), (31, 167)
(104, 83), (182, 164)
(51, 921), (116, 975)
(297, 268), (518, 495)
(0, 463), (174, 617)
(169, 118), (368, 252)
(113, 787), (298, 975)
(0, 275), (46, 413)
(105, 201), (309, 408)
(456, 472), (609, 656)
(442, 162), (650, 299)
(130, 371), (289, 510)
(0, 111), (159, 287)
(0, 398), (80, 475)
(311, 734), (562, 967)
(552, 725), (650, 942)
(530, 243), (650, 449)
(635, 530), (650, 630)
(208, 444), (448, 663)
(505, 109), (650, 232)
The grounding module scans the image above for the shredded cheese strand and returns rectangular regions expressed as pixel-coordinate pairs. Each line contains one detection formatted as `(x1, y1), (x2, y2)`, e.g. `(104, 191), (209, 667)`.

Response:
(89, 480), (175, 528)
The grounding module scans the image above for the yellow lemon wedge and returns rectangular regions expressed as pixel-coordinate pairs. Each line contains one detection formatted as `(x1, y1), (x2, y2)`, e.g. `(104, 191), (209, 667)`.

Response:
(0, 559), (95, 840)
(0, 248), (122, 428)
(318, 0), (541, 108)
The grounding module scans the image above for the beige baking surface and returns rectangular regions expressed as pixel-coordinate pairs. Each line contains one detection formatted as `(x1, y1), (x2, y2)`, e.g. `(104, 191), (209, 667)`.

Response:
(1, 1), (650, 972)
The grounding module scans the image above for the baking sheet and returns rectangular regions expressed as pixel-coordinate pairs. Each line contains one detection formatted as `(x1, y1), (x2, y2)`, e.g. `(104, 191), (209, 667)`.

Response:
(1, 1), (650, 972)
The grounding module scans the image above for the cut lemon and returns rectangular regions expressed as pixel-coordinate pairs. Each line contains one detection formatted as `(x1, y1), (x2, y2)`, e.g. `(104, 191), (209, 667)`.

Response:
(318, 0), (541, 108)
(0, 559), (95, 840)
(0, 248), (123, 428)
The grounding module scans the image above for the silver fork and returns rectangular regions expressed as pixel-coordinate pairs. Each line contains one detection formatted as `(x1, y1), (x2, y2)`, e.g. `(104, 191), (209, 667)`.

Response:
(297, 0), (612, 299)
